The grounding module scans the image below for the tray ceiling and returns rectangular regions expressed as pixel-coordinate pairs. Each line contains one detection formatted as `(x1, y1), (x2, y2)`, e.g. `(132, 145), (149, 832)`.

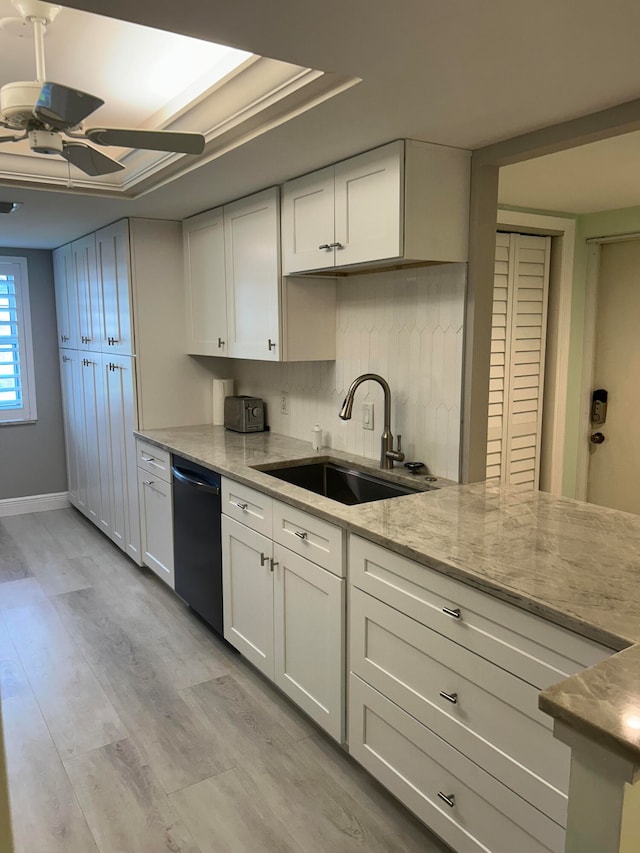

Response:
(0, 1), (358, 196)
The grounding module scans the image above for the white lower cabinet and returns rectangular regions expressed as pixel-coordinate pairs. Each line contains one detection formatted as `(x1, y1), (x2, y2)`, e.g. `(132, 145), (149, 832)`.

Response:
(105, 355), (140, 563)
(273, 542), (344, 742)
(347, 535), (611, 853)
(221, 481), (345, 741)
(137, 440), (174, 587)
(349, 675), (564, 853)
(222, 515), (274, 675)
(59, 350), (85, 513)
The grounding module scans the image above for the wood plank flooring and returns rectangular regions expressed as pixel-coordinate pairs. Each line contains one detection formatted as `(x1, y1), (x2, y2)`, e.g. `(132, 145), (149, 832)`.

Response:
(0, 507), (450, 853)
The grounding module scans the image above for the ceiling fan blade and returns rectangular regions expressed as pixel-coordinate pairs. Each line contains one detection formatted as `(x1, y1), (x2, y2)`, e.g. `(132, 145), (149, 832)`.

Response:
(60, 141), (124, 177)
(86, 127), (205, 155)
(34, 82), (104, 130)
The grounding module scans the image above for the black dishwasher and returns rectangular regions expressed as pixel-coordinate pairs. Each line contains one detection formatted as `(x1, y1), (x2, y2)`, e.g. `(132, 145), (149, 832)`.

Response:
(171, 455), (223, 635)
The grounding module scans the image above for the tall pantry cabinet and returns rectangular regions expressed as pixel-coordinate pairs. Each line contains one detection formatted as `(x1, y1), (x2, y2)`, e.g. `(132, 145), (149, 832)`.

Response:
(54, 218), (213, 564)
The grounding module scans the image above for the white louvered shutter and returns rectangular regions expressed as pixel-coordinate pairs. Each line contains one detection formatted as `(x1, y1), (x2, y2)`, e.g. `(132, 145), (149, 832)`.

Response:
(486, 233), (550, 489)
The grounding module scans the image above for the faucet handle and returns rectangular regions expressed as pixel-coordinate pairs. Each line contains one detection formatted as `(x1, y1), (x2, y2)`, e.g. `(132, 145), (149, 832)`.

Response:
(385, 435), (405, 465)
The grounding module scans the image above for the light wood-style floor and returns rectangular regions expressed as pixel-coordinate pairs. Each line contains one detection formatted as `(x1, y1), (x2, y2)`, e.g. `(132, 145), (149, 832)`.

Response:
(0, 507), (449, 853)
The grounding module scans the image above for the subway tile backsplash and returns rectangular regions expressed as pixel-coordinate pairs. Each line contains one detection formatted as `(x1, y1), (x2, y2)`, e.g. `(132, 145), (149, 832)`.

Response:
(232, 263), (466, 481)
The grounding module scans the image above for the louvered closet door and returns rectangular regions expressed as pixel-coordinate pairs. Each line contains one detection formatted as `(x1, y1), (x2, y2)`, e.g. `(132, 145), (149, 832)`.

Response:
(487, 233), (550, 489)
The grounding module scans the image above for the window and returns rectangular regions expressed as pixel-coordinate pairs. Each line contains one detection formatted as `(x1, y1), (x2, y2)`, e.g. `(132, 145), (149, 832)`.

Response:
(0, 257), (37, 423)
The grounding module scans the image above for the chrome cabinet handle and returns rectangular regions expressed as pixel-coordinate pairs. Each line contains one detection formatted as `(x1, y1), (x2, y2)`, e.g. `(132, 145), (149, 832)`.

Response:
(233, 502), (248, 511)
(143, 479), (155, 486)
(268, 339), (276, 351)
(62, 355), (70, 362)
(260, 553), (269, 566)
(329, 241), (344, 249)
(437, 792), (455, 808)
(294, 530), (308, 540)
(318, 243), (331, 250)
(141, 454), (155, 462)
(442, 606), (461, 620)
(217, 337), (225, 348)
(439, 690), (458, 705)
(270, 559), (278, 572)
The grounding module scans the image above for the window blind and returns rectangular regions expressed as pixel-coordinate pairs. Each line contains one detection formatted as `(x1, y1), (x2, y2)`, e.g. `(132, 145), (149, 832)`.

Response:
(0, 274), (22, 411)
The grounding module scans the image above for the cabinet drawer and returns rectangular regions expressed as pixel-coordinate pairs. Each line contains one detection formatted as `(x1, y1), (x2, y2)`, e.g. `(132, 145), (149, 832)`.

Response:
(272, 500), (344, 576)
(221, 478), (273, 537)
(350, 587), (569, 826)
(350, 536), (610, 689)
(136, 439), (171, 481)
(349, 675), (564, 853)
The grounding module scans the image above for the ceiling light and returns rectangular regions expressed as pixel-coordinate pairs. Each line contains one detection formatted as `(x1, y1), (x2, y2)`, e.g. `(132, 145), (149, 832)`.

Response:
(0, 201), (22, 213)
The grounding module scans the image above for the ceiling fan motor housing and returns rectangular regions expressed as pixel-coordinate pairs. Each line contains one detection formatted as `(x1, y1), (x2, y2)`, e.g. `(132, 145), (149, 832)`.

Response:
(28, 127), (62, 154)
(0, 80), (41, 128)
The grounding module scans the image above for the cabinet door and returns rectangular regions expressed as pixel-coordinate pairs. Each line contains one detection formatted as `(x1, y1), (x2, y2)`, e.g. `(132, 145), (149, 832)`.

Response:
(138, 469), (174, 587)
(225, 187), (281, 361)
(221, 515), (274, 677)
(105, 355), (141, 564)
(183, 207), (228, 356)
(73, 233), (101, 351)
(79, 354), (110, 532)
(96, 220), (134, 356)
(282, 166), (335, 274)
(334, 140), (403, 267)
(273, 543), (345, 741)
(53, 244), (78, 348)
(59, 350), (84, 510)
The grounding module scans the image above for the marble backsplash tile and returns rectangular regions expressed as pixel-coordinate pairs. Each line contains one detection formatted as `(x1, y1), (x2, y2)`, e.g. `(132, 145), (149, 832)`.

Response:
(232, 263), (466, 481)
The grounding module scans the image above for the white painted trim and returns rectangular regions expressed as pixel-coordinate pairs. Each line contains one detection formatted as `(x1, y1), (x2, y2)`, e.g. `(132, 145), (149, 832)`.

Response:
(0, 492), (70, 518)
(575, 243), (601, 501)
(496, 210), (576, 495)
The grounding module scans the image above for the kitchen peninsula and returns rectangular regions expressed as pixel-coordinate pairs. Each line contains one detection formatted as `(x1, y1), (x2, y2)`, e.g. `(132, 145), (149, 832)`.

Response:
(138, 424), (640, 853)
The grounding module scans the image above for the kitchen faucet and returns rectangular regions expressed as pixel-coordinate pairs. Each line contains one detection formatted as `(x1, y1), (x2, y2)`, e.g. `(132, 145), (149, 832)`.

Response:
(339, 373), (405, 470)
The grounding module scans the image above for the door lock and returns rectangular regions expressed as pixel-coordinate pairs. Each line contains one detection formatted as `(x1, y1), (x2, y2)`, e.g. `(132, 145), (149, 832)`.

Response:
(590, 432), (605, 445)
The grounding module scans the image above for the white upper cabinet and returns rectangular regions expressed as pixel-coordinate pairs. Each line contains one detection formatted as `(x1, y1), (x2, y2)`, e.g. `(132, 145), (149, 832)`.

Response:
(282, 139), (471, 274)
(183, 207), (227, 356)
(281, 165), (335, 272)
(225, 188), (280, 360)
(53, 243), (78, 348)
(183, 187), (336, 362)
(96, 220), (134, 356)
(72, 233), (101, 351)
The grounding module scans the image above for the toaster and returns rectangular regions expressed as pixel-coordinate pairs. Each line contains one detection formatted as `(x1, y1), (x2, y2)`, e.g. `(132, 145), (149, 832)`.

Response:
(224, 396), (265, 432)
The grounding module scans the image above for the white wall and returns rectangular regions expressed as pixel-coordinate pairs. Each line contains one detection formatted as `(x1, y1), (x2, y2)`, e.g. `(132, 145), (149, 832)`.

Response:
(233, 263), (466, 480)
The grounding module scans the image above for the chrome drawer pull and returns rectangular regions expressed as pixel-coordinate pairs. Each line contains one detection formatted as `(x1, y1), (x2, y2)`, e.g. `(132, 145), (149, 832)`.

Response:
(442, 606), (461, 620)
(143, 479), (155, 486)
(437, 792), (455, 808)
(294, 530), (308, 540)
(329, 241), (344, 249)
(141, 454), (155, 462)
(318, 243), (331, 250)
(439, 690), (458, 705)
(233, 502), (248, 511)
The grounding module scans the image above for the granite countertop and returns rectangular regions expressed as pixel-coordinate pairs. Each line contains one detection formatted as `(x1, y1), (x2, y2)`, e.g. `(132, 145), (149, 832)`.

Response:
(136, 424), (640, 763)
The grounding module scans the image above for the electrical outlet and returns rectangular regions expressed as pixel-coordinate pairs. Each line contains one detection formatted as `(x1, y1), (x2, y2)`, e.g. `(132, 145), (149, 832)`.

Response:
(280, 391), (289, 415)
(362, 402), (374, 430)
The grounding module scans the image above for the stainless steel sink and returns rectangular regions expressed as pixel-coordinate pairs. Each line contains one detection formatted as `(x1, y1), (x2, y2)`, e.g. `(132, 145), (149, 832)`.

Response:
(255, 460), (431, 505)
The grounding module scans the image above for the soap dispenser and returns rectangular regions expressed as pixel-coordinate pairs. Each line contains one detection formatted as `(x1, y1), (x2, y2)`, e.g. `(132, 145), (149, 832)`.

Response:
(312, 424), (322, 452)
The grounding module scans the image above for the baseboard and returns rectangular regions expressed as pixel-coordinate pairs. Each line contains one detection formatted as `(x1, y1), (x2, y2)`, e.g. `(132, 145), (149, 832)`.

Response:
(0, 491), (70, 518)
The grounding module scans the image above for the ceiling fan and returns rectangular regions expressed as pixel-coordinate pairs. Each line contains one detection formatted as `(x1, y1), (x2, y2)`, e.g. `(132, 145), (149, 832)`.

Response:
(0, 0), (205, 176)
